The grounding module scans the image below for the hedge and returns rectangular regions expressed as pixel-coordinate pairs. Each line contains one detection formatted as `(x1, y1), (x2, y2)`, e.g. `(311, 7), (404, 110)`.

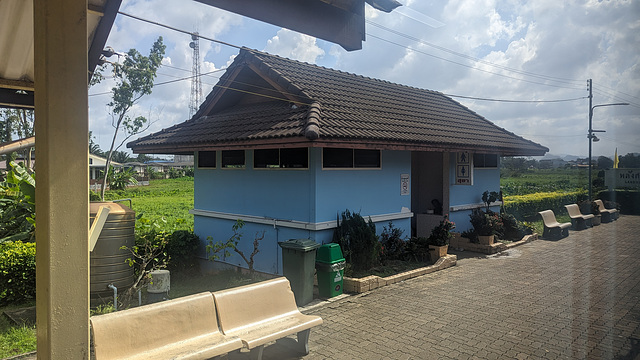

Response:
(503, 190), (587, 221)
(0, 241), (36, 305)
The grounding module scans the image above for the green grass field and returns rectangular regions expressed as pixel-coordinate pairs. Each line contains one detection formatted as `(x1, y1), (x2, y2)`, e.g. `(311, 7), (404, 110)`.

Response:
(501, 168), (590, 196)
(103, 177), (195, 231)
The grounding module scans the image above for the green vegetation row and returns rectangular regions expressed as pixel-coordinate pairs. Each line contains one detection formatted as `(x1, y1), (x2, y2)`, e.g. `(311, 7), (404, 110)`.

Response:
(503, 190), (587, 220)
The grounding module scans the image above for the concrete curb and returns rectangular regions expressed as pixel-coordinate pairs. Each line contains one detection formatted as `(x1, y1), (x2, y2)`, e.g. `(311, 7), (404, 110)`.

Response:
(341, 254), (457, 294)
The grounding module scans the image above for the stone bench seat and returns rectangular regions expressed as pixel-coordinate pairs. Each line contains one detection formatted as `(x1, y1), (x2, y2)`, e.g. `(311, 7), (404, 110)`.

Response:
(564, 204), (595, 230)
(595, 199), (619, 223)
(90, 292), (243, 360)
(212, 277), (323, 360)
(538, 210), (571, 239)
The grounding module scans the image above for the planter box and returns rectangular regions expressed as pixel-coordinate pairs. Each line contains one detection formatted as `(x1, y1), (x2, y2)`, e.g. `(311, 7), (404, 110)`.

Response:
(342, 255), (457, 294)
(429, 245), (448, 262)
(478, 235), (494, 245)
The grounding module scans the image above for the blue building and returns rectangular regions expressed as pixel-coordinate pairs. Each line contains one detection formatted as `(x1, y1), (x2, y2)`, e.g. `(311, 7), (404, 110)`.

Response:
(129, 49), (548, 274)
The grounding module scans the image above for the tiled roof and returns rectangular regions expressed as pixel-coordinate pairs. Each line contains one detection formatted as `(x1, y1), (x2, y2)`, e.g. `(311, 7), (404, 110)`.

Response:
(129, 48), (548, 156)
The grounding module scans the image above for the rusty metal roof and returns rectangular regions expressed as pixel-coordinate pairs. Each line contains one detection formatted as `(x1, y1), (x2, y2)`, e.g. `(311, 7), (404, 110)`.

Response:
(129, 48), (549, 156)
(0, 0), (121, 109)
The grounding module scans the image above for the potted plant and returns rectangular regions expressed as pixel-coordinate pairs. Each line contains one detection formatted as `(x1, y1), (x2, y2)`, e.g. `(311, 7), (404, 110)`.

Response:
(427, 215), (455, 261)
(469, 209), (502, 245)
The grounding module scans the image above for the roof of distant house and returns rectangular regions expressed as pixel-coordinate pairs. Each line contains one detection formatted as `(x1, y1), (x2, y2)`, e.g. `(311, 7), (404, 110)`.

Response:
(128, 48), (548, 156)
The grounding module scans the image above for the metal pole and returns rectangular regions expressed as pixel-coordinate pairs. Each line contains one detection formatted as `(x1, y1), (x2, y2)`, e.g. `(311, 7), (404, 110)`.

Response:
(588, 79), (593, 200)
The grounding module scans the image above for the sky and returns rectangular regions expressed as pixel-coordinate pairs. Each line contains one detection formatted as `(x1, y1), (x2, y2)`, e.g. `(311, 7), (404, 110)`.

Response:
(88, 0), (640, 159)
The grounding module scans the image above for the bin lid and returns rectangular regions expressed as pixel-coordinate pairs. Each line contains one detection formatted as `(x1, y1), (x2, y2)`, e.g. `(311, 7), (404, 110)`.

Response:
(316, 243), (345, 263)
(278, 239), (321, 251)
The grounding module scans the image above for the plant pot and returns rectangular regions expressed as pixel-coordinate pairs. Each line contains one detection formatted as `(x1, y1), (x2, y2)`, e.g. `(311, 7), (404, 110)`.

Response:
(592, 214), (601, 226)
(429, 245), (448, 262)
(477, 235), (494, 245)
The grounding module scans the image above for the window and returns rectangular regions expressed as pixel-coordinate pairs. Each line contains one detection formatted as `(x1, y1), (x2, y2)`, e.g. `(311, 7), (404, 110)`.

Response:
(323, 148), (381, 169)
(473, 153), (498, 168)
(254, 148), (308, 169)
(197, 151), (216, 168)
(221, 150), (245, 168)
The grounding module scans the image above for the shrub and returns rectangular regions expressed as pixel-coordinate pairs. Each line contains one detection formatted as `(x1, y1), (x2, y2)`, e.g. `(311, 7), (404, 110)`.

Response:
(167, 230), (200, 271)
(577, 200), (599, 215)
(500, 213), (533, 240)
(427, 215), (455, 246)
(405, 237), (430, 262)
(0, 241), (36, 305)
(0, 162), (36, 243)
(379, 221), (407, 263)
(332, 210), (379, 272)
(469, 209), (503, 236)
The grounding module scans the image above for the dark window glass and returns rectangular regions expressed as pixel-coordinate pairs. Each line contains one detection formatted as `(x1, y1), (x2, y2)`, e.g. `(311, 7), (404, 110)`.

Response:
(323, 148), (353, 168)
(198, 151), (216, 168)
(254, 149), (279, 168)
(473, 153), (498, 168)
(280, 148), (308, 168)
(221, 150), (245, 168)
(354, 149), (381, 168)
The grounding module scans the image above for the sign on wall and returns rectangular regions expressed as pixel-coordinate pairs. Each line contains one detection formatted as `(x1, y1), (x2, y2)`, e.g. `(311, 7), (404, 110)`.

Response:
(455, 151), (473, 185)
(605, 168), (640, 189)
(400, 174), (410, 195)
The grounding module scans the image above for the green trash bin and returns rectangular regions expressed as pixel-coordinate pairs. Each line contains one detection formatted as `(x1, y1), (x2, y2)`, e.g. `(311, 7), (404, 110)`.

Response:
(315, 243), (346, 298)
(278, 239), (321, 306)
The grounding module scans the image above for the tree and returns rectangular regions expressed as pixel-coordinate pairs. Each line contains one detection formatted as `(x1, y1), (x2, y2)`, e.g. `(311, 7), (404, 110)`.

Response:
(136, 153), (153, 163)
(89, 131), (104, 156)
(620, 153), (640, 168)
(98, 37), (166, 200)
(597, 156), (614, 169)
(110, 150), (133, 164)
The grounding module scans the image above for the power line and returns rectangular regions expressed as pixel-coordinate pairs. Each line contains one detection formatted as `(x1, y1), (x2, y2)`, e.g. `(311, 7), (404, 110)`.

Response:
(101, 11), (594, 105)
(117, 11), (242, 50)
(366, 20), (584, 87)
(366, 33), (584, 91)
(445, 94), (587, 103)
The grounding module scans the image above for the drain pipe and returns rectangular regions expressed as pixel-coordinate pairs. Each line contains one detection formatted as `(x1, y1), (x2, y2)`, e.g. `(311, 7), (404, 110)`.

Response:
(107, 284), (118, 311)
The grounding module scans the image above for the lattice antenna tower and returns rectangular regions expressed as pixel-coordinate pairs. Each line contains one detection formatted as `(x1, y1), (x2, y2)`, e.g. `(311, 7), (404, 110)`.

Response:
(188, 32), (203, 119)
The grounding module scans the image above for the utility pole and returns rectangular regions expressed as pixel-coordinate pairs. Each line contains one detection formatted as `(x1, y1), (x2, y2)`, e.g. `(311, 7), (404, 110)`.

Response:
(587, 78), (629, 200)
(587, 79), (593, 200)
(189, 32), (203, 120)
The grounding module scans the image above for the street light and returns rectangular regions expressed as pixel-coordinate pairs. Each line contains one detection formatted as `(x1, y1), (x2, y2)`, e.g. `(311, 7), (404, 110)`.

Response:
(587, 79), (629, 200)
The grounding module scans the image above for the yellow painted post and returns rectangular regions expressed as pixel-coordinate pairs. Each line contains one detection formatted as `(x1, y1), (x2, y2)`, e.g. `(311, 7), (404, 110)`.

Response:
(34, 0), (89, 358)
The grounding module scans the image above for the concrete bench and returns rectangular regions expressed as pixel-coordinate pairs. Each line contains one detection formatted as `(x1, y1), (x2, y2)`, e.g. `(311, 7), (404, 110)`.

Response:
(594, 199), (619, 222)
(538, 210), (571, 239)
(212, 277), (323, 360)
(564, 204), (595, 230)
(90, 292), (243, 360)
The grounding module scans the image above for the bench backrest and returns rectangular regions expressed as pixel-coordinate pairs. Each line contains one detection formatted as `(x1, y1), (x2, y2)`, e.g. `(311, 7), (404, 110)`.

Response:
(213, 277), (298, 335)
(564, 204), (582, 218)
(594, 199), (607, 212)
(91, 292), (220, 360)
(538, 210), (558, 226)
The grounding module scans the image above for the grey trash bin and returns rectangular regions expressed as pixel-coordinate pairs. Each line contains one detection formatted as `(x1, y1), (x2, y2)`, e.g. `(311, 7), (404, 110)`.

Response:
(278, 239), (321, 306)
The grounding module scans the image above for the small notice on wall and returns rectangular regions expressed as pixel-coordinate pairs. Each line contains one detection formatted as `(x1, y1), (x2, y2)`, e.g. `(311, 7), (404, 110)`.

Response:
(455, 151), (472, 185)
(400, 174), (410, 195)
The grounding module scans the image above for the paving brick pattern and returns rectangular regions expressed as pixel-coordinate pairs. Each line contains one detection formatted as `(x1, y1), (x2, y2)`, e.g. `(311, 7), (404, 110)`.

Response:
(255, 215), (640, 360)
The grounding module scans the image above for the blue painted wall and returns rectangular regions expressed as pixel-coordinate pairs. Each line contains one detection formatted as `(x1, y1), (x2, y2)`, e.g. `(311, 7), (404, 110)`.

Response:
(193, 148), (413, 274)
(447, 153), (501, 232)
(314, 149), (411, 222)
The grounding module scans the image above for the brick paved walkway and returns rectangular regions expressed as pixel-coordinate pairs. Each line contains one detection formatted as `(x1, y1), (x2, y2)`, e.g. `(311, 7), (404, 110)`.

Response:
(249, 215), (640, 360)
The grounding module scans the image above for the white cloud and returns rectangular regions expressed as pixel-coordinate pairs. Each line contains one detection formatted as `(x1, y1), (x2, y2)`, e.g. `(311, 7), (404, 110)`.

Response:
(263, 29), (325, 63)
(88, 0), (640, 158)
